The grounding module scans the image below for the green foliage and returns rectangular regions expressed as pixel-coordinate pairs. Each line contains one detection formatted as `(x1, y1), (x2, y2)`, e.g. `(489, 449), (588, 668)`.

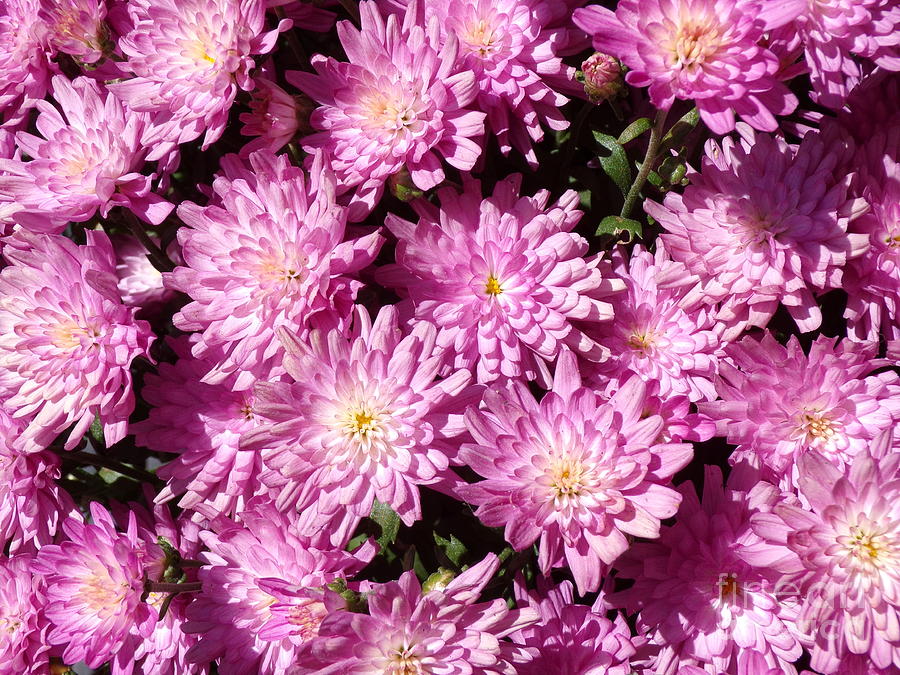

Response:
(593, 130), (633, 197)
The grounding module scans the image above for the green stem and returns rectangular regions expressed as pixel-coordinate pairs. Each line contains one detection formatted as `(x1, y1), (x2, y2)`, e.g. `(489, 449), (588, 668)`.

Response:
(146, 581), (202, 594)
(64, 450), (159, 484)
(123, 212), (176, 273)
(620, 108), (668, 219)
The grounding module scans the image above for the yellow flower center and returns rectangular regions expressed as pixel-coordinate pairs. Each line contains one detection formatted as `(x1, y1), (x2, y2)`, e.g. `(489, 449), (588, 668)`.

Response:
(667, 19), (723, 71)
(627, 330), (655, 356)
(549, 454), (587, 500)
(343, 408), (381, 439)
(49, 320), (100, 350)
(463, 18), (499, 57)
(484, 275), (503, 296)
(387, 645), (422, 675)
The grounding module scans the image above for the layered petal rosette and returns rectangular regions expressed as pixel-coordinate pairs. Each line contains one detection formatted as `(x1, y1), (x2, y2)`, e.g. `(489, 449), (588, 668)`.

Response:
(242, 305), (478, 535)
(510, 578), (639, 674)
(612, 465), (802, 675)
(649, 128), (868, 338)
(589, 245), (722, 402)
(791, 0), (900, 109)
(744, 446), (900, 673)
(573, 0), (801, 133)
(110, 0), (288, 153)
(457, 351), (693, 594)
(0, 554), (52, 674)
(294, 555), (538, 674)
(387, 0), (582, 166)
(379, 176), (622, 384)
(133, 337), (274, 520)
(183, 501), (375, 674)
(289, 0), (486, 220)
(166, 149), (383, 390)
(0, 229), (155, 453)
(32, 503), (158, 671)
(0, 75), (172, 233)
(700, 333), (900, 487)
(0, 406), (75, 553)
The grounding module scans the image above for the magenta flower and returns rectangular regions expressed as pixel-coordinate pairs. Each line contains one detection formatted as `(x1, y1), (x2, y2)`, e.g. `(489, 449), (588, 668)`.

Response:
(612, 464), (801, 675)
(0, 75), (173, 233)
(792, 0), (900, 109)
(33, 502), (157, 670)
(457, 351), (693, 594)
(38, 0), (109, 64)
(745, 447), (900, 673)
(109, 0), (288, 154)
(379, 176), (622, 384)
(183, 500), (375, 674)
(0, 230), (154, 453)
(166, 149), (383, 390)
(133, 337), (273, 519)
(649, 128), (868, 338)
(112, 233), (178, 313)
(573, 0), (801, 133)
(0, 406), (75, 553)
(239, 75), (309, 156)
(699, 333), (900, 486)
(0, 554), (52, 674)
(387, 0), (582, 166)
(844, 137), (900, 341)
(116, 498), (206, 675)
(289, 0), (486, 220)
(242, 305), (477, 532)
(589, 245), (721, 402)
(510, 578), (639, 674)
(295, 554), (538, 674)
(0, 0), (52, 120)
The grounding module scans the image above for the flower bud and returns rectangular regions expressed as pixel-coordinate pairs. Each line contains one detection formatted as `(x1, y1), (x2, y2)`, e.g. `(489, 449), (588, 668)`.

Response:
(580, 52), (624, 103)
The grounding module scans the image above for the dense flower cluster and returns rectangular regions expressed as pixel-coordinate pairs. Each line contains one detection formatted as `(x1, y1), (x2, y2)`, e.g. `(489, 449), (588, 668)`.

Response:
(1, 1), (899, 673)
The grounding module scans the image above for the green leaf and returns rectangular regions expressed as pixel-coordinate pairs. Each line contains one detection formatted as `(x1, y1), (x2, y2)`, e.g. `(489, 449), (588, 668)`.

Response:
(596, 215), (643, 242)
(593, 131), (632, 197)
(90, 416), (105, 447)
(660, 107), (700, 153)
(98, 467), (122, 484)
(434, 533), (468, 567)
(617, 117), (651, 144)
(370, 500), (401, 549)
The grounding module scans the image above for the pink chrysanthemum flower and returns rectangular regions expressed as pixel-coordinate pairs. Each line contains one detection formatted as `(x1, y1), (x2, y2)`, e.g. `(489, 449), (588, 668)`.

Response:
(0, 230), (154, 453)
(0, 75), (173, 233)
(612, 465), (802, 675)
(385, 0), (581, 166)
(510, 578), (639, 674)
(589, 245), (721, 402)
(699, 333), (900, 486)
(745, 446), (900, 673)
(33, 502), (157, 670)
(38, 0), (109, 64)
(133, 337), (273, 519)
(0, 554), (52, 674)
(166, 149), (382, 391)
(573, 0), (801, 133)
(239, 75), (309, 156)
(294, 554), (538, 674)
(288, 1), (486, 221)
(0, 406), (74, 552)
(792, 0), (900, 109)
(109, 0), (288, 154)
(242, 305), (477, 533)
(112, 233), (178, 313)
(183, 500), (375, 674)
(114, 496), (206, 675)
(269, 0), (336, 33)
(457, 351), (693, 594)
(649, 128), (868, 338)
(379, 176), (622, 384)
(844, 135), (900, 341)
(0, 0), (52, 120)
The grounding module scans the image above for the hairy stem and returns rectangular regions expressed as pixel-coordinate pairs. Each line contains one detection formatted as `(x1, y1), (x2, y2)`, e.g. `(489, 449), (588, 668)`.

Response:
(620, 108), (668, 219)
